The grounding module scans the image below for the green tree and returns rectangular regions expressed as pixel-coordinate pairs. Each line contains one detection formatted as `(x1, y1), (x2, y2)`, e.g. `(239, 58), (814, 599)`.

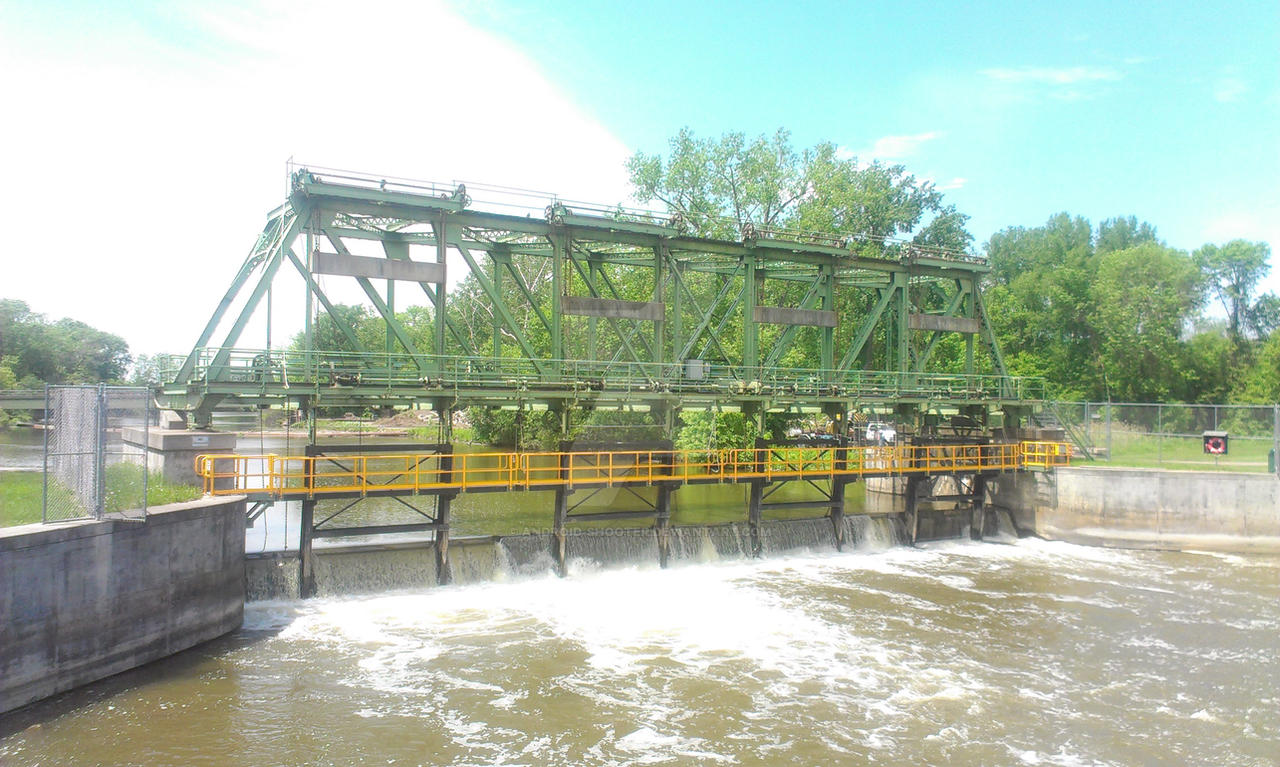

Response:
(1194, 239), (1273, 342)
(0, 298), (130, 384)
(983, 213), (1099, 397)
(1095, 215), (1159, 255)
(626, 127), (806, 239)
(1090, 243), (1201, 401)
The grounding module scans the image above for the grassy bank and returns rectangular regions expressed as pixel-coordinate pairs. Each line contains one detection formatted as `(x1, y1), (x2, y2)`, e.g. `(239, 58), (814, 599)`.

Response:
(0, 472), (43, 526)
(0, 465), (201, 528)
(1082, 432), (1273, 473)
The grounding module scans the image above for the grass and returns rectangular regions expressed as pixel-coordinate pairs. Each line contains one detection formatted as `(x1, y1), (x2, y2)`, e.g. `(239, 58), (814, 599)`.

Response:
(0, 472), (43, 526)
(0, 464), (201, 528)
(1080, 431), (1274, 473)
(102, 463), (202, 511)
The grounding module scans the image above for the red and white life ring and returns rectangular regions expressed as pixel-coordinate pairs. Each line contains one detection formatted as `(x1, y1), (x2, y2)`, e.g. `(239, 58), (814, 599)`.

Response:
(1205, 436), (1226, 454)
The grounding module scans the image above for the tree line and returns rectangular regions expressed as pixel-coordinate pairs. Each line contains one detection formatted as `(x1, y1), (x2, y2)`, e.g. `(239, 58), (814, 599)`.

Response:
(0, 299), (131, 390)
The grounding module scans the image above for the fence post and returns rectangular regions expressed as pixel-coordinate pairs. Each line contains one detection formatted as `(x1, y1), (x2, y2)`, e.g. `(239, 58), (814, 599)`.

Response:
(1273, 404), (1279, 478)
(142, 393), (150, 515)
(41, 384), (49, 523)
(1157, 404), (1163, 469)
(1105, 402), (1112, 462)
(96, 384), (107, 519)
(1084, 402), (1091, 449)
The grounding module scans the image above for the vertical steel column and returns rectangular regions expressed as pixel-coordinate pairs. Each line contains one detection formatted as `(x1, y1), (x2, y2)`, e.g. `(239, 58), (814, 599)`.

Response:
(655, 448), (674, 568)
(299, 444), (318, 598)
(743, 254), (758, 374)
(894, 271), (910, 374)
(552, 450), (569, 576)
(435, 215), (447, 366)
(654, 244), (667, 367)
(587, 258), (599, 361)
(748, 480), (764, 558)
(435, 446), (454, 585)
(304, 230), (313, 372)
(550, 232), (564, 367)
(491, 253), (503, 358)
(830, 443), (847, 551)
(821, 263), (835, 372)
(970, 473), (987, 540)
(748, 439), (765, 557)
(671, 261), (683, 364)
(905, 474), (923, 545)
(299, 499), (316, 598)
(964, 278), (976, 374)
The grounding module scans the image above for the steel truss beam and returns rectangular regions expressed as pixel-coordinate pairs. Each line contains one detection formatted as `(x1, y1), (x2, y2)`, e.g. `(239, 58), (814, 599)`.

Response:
(163, 167), (1030, 426)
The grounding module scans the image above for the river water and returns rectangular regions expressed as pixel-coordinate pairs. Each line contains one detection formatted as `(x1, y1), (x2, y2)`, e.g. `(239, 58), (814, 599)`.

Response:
(2, 534), (1277, 765)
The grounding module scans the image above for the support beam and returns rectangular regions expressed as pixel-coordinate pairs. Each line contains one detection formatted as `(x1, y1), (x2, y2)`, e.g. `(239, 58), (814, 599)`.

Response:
(448, 232), (548, 375)
(323, 230), (431, 371)
(436, 449), (454, 584)
(299, 499), (316, 598)
(177, 210), (295, 383)
(748, 479), (764, 557)
(837, 286), (895, 372)
(552, 452), (569, 576)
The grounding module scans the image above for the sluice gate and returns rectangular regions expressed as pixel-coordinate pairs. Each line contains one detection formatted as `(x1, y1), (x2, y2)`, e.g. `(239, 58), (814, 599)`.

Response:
(199, 440), (1070, 596)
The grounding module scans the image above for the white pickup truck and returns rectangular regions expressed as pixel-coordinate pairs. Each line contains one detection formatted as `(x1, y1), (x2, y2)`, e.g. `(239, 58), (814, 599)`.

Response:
(864, 422), (896, 444)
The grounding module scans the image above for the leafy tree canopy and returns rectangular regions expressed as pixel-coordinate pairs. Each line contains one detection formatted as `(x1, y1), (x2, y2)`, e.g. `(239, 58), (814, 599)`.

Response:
(627, 127), (972, 254)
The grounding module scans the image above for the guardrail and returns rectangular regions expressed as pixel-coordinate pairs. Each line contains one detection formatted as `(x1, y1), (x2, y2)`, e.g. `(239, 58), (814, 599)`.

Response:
(196, 441), (1070, 498)
(164, 348), (1048, 402)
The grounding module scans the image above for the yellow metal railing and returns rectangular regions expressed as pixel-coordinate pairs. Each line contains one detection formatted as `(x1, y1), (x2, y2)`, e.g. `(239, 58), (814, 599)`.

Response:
(195, 442), (1070, 499)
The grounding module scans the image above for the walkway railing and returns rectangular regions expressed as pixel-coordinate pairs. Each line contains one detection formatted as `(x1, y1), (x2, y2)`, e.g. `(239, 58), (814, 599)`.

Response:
(166, 347), (1048, 402)
(196, 441), (1070, 499)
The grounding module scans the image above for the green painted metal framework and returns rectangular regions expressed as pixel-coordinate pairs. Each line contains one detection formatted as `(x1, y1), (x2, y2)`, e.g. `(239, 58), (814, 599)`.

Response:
(160, 167), (1042, 431)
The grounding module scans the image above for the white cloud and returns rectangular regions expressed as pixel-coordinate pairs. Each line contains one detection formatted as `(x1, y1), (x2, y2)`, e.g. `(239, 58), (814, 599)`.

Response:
(980, 66), (1121, 85)
(937, 177), (967, 191)
(1213, 76), (1248, 103)
(0, 1), (632, 355)
(858, 131), (944, 161)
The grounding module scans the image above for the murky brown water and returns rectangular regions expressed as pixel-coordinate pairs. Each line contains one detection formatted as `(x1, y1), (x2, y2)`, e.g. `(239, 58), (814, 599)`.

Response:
(2, 538), (1277, 766)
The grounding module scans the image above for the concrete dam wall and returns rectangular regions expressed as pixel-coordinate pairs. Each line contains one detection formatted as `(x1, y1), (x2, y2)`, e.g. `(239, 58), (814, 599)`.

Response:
(0, 497), (246, 715)
(989, 466), (1280, 554)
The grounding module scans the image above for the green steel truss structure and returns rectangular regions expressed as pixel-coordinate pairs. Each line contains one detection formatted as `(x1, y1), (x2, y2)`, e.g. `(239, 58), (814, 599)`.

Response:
(160, 167), (1042, 433)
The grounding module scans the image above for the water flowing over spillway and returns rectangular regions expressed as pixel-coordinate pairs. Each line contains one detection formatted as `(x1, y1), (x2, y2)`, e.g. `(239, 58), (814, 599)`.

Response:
(3, 538), (1278, 765)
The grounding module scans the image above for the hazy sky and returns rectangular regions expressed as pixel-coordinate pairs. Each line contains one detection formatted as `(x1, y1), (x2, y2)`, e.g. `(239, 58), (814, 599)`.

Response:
(2, 0), (1277, 356)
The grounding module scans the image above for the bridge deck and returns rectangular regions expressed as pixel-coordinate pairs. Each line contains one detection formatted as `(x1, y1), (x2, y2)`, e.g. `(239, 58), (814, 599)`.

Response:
(197, 441), (1070, 501)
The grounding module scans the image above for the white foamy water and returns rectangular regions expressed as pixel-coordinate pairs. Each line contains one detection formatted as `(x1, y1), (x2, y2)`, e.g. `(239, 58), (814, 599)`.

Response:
(3, 538), (1278, 766)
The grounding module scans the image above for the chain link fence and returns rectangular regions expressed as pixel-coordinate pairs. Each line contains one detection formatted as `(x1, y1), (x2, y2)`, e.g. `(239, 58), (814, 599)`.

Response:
(1049, 401), (1280, 474)
(43, 385), (153, 522)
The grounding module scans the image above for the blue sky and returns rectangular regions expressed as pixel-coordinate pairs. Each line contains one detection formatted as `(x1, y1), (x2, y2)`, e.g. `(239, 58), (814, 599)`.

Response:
(458, 0), (1279, 257)
(1, 0), (1277, 354)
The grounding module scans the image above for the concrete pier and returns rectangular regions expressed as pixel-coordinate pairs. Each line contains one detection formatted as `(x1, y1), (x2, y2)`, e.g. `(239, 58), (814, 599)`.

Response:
(121, 427), (237, 488)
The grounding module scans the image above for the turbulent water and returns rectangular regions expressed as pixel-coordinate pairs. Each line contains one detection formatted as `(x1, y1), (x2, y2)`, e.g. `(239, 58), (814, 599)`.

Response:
(2, 536), (1277, 766)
